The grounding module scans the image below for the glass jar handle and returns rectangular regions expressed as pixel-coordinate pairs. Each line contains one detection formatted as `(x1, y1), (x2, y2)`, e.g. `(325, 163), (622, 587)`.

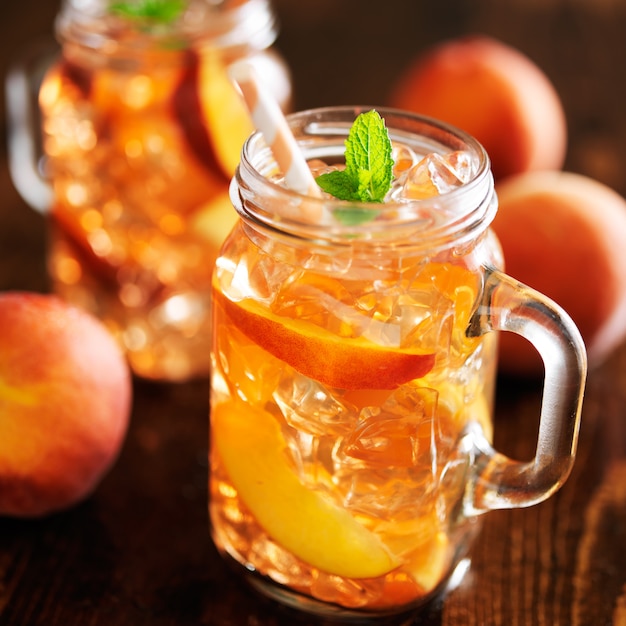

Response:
(464, 267), (587, 515)
(5, 39), (58, 214)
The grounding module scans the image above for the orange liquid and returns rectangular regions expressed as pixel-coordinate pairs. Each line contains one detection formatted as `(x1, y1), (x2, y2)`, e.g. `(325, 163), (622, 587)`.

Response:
(209, 231), (498, 612)
(39, 39), (287, 381)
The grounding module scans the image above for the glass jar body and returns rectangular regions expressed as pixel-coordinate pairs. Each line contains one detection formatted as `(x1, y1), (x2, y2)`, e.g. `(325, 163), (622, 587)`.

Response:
(40, 0), (291, 381)
(209, 107), (504, 618)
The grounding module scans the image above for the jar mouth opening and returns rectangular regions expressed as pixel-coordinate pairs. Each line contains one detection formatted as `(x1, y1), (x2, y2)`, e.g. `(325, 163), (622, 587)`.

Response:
(235, 106), (496, 247)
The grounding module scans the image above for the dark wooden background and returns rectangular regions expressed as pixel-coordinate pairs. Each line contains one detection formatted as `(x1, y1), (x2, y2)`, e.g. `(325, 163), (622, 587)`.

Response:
(2, 1), (626, 624)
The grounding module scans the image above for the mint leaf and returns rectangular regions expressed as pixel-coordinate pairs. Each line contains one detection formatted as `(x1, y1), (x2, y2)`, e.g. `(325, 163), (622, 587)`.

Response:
(110, 0), (185, 23)
(315, 170), (359, 202)
(315, 110), (393, 203)
(346, 110), (394, 202)
(334, 207), (381, 226)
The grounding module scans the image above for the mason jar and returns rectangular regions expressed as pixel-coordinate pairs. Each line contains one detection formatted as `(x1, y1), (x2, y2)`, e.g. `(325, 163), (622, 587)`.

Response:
(208, 106), (586, 619)
(9, 0), (291, 381)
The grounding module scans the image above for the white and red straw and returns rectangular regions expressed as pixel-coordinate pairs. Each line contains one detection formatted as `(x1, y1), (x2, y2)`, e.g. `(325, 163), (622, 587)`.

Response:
(227, 59), (322, 203)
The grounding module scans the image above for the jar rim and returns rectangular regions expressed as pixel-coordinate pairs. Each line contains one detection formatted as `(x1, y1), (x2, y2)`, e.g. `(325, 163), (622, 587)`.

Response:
(234, 105), (497, 249)
(55, 0), (278, 52)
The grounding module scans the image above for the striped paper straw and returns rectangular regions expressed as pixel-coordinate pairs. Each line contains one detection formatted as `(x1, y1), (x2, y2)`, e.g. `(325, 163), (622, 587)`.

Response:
(228, 59), (321, 200)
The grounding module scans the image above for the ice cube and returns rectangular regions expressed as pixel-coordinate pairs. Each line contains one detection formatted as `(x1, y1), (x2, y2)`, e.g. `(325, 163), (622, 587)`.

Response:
(273, 374), (359, 491)
(309, 571), (385, 607)
(446, 150), (474, 183)
(332, 385), (462, 519)
(392, 144), (419, 179)
(274, 374), (358, 437)
(340, 409), (436, 470)
(395, 150), (473, 201)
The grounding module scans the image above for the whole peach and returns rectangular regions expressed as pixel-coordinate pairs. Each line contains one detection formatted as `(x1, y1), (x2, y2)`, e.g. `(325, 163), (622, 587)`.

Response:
(389, 35), (567, 180)
(0, 292), (132, 516)
(493, 171), (626, 375)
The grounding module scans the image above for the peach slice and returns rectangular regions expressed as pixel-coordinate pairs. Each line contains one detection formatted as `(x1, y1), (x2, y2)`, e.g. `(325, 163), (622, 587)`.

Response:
(197, 50), (254, 177)
(214, 291), (436, 390)
(374, 517), (450, 601)
(211, 401), (400, 578)
(405, 532), (449, 593)
(172, 50), (229, 178)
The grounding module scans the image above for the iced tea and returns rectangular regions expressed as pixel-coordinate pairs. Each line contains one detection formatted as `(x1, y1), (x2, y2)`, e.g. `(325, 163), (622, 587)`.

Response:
(209, 109), (502, 615)
(38, 0), (290, 381)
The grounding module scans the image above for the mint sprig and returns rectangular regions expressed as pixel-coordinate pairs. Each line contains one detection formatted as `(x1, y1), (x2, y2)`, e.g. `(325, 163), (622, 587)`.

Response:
(110, 0), (185, 23)
(316, 110), (394, 203)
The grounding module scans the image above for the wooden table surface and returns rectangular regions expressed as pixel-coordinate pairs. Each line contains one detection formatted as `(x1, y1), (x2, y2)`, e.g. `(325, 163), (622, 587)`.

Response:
(2, 1), (626, 624)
